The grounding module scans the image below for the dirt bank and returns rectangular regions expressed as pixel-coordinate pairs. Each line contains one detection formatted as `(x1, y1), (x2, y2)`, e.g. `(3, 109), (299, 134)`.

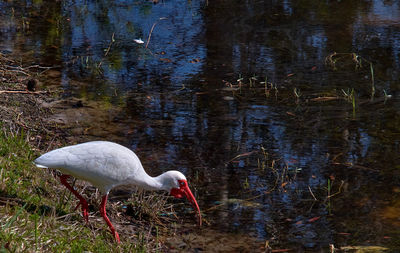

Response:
(0, 52), (66, 150)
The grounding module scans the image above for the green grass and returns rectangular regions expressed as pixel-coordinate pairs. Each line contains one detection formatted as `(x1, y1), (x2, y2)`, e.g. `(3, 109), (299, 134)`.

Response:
(0, 128), (36, 198)
(0, 127), (163, 252)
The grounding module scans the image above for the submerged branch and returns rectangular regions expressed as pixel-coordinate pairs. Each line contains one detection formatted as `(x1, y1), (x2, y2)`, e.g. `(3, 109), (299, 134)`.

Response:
(145, 17), (167, 49)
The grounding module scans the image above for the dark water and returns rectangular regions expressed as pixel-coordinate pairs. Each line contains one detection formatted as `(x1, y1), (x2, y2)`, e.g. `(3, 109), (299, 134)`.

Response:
(1, 0), (400, 251)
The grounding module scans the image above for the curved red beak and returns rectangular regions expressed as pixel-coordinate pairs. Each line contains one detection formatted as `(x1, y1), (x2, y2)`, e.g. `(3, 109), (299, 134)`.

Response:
(170, 179), (202, 226)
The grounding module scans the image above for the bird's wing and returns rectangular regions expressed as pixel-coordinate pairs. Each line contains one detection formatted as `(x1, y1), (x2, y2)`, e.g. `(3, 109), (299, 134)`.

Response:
(34, 141), (145, 191)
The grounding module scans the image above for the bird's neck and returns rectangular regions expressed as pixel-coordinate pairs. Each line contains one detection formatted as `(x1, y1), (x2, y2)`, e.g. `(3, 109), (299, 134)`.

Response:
(128, 172), (167, 191)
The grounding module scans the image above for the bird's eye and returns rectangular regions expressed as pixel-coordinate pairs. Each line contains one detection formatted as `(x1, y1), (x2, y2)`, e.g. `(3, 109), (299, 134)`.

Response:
(180, 181), (185, 186)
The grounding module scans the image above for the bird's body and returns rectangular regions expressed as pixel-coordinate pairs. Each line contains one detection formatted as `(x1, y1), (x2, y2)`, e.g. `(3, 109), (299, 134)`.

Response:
(34, 141), (201, 243)
(36, 141), (162, 193)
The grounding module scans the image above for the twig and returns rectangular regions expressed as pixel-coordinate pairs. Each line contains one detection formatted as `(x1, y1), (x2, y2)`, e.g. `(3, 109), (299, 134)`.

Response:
(25, 64), (57, 70)
(145, 17), (167, 49)
(0, 90), (46, 94)
(326, 180), (344, 199)
(0, 65), (30, 76)
(104, 32), (115, 57)
(227, 150), (257, 164)
(97, 33), (116, 69)
(0, 196), (25, 206)
(308, 186), (317, 201)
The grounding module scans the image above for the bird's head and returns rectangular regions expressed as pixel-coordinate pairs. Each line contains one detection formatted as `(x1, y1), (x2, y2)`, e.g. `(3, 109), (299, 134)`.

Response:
(160, 171), (202, 226)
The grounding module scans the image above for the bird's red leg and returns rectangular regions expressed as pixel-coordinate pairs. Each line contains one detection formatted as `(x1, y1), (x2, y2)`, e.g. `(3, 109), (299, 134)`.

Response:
(100, 194), (120, 243)
(59, 174), (89, 222)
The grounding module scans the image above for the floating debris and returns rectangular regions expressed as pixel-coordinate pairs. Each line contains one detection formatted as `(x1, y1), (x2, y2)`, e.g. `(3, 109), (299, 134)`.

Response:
(133, 39), (144, 44)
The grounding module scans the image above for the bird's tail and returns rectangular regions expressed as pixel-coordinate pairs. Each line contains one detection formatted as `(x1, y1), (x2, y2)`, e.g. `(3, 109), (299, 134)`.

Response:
(33, 161), (48, 169)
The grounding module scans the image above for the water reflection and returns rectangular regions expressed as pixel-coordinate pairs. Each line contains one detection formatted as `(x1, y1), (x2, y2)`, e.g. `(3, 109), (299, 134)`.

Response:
(1, 0), (400, 250)
(62, 0), (205, 88)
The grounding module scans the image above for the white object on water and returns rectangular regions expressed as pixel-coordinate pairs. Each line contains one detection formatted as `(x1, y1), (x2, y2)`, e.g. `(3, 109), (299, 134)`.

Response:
(133, 38), (145, 44)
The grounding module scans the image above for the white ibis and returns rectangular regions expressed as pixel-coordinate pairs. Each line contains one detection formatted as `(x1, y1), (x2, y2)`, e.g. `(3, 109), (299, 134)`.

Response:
(34, 141), (201, 243)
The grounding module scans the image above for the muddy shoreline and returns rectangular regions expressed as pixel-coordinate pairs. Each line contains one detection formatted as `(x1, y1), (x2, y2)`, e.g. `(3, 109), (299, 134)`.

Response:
(0, 52), (129, 150)
(0, 55), (64, 150)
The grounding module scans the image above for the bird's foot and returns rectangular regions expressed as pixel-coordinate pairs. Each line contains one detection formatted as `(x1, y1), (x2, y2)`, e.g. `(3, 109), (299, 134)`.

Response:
(114, 231), (120, 243)
(74, 200), (89, 222)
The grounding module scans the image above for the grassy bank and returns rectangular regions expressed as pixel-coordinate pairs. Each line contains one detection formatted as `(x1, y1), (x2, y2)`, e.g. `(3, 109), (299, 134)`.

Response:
(2, 130), (160, 252)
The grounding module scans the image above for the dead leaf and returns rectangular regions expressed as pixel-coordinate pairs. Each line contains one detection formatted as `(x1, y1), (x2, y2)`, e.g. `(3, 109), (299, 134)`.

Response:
(159, 58), (172, 63)
(223, 96), (234, 101)
(190, 58), (201, 63)
(308, 216), (320, 223)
